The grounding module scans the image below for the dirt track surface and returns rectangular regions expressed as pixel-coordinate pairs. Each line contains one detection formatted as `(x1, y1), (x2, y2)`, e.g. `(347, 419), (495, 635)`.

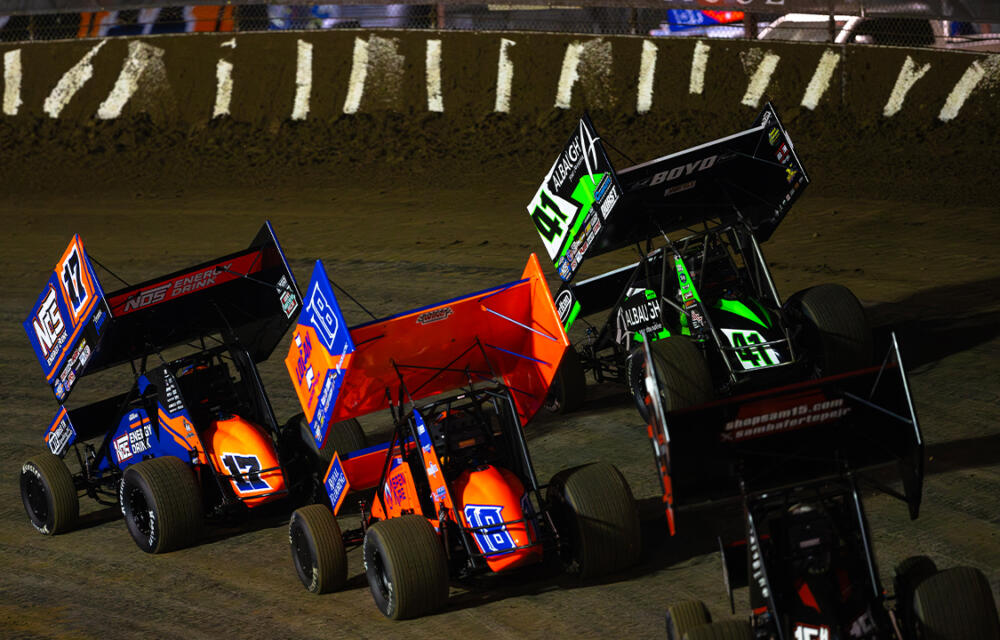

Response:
(2, 119), (1000, 637)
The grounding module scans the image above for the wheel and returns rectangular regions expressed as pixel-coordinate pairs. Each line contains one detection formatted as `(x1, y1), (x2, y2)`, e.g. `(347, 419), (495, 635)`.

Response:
(785, 283), (872, 376)
(119, 456), (203, 554)
(685, 620), (754, 640)
(363, 515), (449, 620)
(547, 462), (641, 580)
(20, 452), (79, 535)
(895, 555), (938, 636)
(630, 337), (714, 423)
(289, 504), (347, 594)
(292, 413), (367, 466)
(666, 600), (712, 640)
(913, 566), (1000, 640)
(544, 347), (586, 414)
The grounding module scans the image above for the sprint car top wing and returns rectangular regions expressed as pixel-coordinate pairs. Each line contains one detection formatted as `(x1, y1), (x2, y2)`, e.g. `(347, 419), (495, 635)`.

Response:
(645, 335), (922, 534)
(24, 222), (301, 403)
(527, 104), (808, 283)
(286, 253), (568, 451)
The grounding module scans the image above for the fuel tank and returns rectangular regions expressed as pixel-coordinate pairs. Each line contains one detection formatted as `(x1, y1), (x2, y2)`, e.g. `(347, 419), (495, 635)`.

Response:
(453, 465), (542, 572)
(203, 414), (286, 508)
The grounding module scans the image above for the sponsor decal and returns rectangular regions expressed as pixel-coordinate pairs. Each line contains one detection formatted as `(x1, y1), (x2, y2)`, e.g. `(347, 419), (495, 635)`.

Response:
(221, 452), (270, 493)
(555, 289), (574, 323)
(278, 275), (298, 319)
(385, 471), (408, 507)
(665, 180), (697, 196)
(114, 414), (153, 464)
(33, 286), (68, 367)
(794, 624), (830, 640)
(648, 155), (717, 187)
(786, 167), (798, 183)
(46, 415), (76, 456)
(464, 504), (516, 555)
(599, 183), (620, 218)
(776, 143), (790, 164)
(108, 252), (262, 316)
(324, 454), (349, 513)
(722, 396), (850, 442)
(416, 307), (453, 325)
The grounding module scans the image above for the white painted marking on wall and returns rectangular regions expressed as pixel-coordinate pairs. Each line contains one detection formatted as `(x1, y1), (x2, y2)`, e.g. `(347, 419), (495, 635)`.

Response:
(883, 56), (931, 117)
(689, 41), (710, 95)
(43, 41), (107, 119)
(97, 41), (166, 120)
(213, 60), (233, 118)
(221, 38), (236, 49)
(343, 37), (370, 114)
(938, 59), (986, 122)
(636, 40), (657, 113)
(741, 51), (780, 107)
(495, 38), (515, 113)
(801, 49), (840, 111)
(292, 39), (313, 121)
(3, 49), (22, 116)
(426, 39), (443, 112)
(554, 41), (584, 109)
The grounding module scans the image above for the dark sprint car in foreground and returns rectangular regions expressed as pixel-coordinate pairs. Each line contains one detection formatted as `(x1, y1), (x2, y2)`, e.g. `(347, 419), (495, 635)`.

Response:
(644, 336), (1000, 639)
(527, 104), (871, 417)
(18, 223), (339, 553)
(283, 254), (640, 619)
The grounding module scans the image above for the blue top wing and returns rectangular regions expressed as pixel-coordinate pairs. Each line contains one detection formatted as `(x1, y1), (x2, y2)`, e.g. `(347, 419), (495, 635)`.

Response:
(23, 235), (111, 403)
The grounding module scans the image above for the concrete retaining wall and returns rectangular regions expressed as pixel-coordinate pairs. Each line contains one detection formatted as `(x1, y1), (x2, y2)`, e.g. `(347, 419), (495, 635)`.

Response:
(2, 32), (997, 125)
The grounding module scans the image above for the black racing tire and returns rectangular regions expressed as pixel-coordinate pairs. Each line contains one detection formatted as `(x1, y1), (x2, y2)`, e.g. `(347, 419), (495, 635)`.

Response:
(292, 413), (367, 466)
(20, 452), (79, 535)
(666, 600), (712, 640)
(547, 462), (641, 580)
(544, 347), (587, 414)
(363, 515), (449, 620)
(685, 620), (754, 640)
(785, 284), (872, 376)
(895, 555), (939, 636)
(913, 566), (1000, 640)
(630, 337), (714, 423)
(119, 456), (203, 554)
(289, 504), (347, 594)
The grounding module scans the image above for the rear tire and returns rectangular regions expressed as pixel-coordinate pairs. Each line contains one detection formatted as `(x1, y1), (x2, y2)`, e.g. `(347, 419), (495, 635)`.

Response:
(685, 620), (754, 640)
(547, 462), (641, 580)
(119, 456), (203, 554)
(292, 413), (367, 465)
(895, 555), (938, 636)
(630, 337), (714, 423)
(289, 504), (347, 594)
(666, 600), (712, 640)
(20, 452), (79, 535)
(913, 566), (1000, 640)
(544, 347), (586, 414)
(363, 515), (449, 620)
(785, 284), (872, 376)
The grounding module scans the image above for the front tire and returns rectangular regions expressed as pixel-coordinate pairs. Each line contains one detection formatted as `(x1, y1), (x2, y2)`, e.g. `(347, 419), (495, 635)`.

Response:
(289, 504), (347, 594)
(913, 566), (1000, 640)
(547, 462), (641, 580)
(685, 620), (754, 640)
(785, 283), (872, 376)
(119, 456), (203, 554)
(666, 600), (712, 640)
(363, 515), (449, 620)
(544, 347), (586, 414)
(20, 452), (79, 535)
(630, 337), (714, 423)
